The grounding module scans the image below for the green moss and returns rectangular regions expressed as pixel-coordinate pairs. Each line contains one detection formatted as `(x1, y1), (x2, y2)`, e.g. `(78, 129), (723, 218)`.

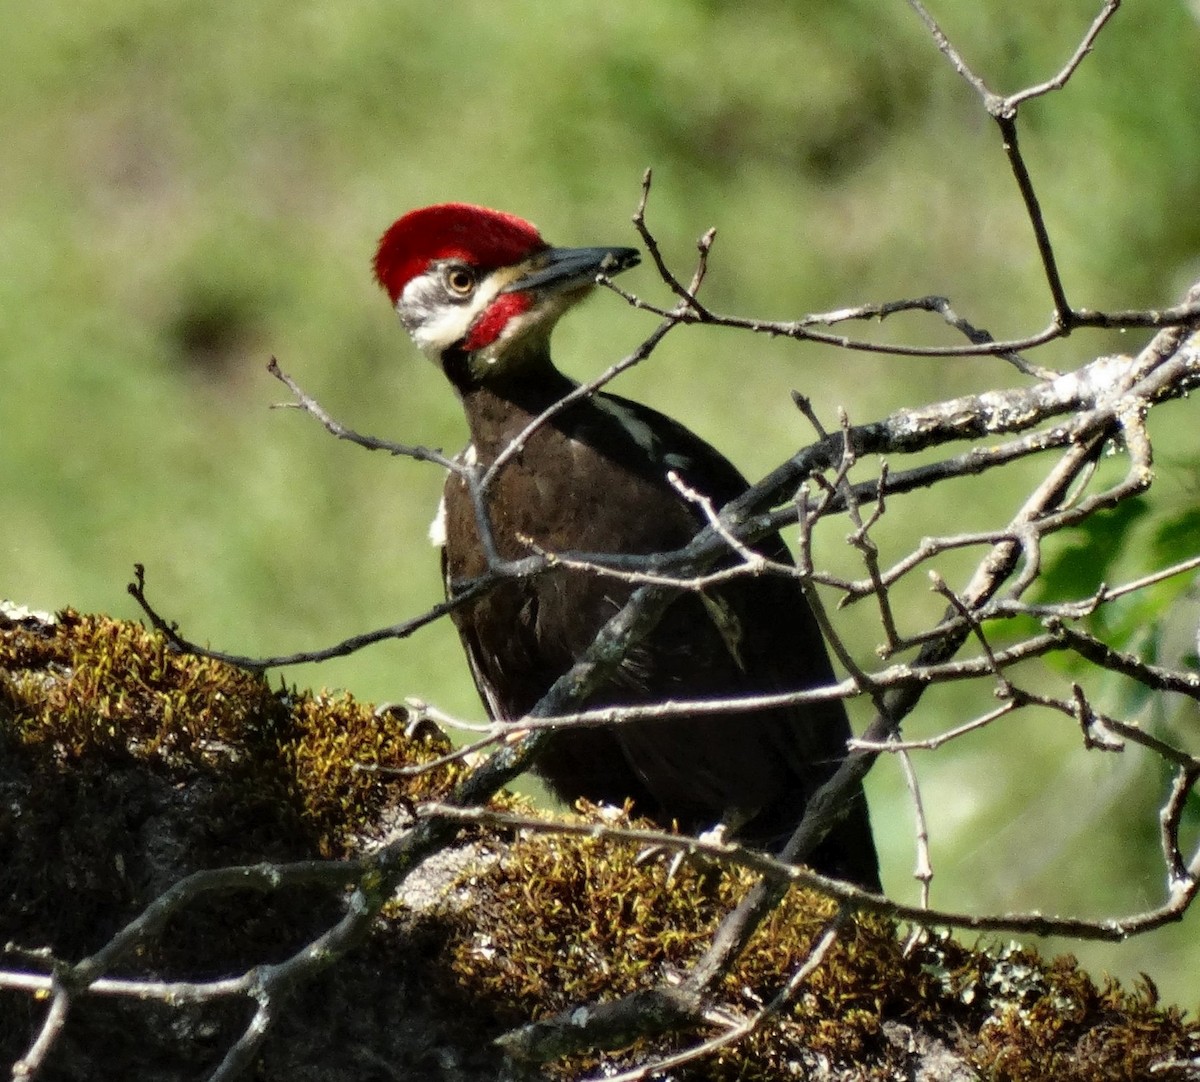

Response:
(283, 690), (471, 855)
(443, 807), (1200, 1080)
(964, 952), (1198, 1082)
(3, 611), (1196, 1077)
(445, 808), (914, 1077)
(0, 609), (465, 856)
(2, 608), (283, 757)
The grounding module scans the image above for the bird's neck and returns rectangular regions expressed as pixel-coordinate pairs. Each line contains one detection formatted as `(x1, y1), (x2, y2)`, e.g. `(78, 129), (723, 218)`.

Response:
(452, 352), (578, 463)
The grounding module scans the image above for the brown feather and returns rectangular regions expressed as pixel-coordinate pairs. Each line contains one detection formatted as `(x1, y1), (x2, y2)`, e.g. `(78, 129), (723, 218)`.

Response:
(441, 365), (880, 889)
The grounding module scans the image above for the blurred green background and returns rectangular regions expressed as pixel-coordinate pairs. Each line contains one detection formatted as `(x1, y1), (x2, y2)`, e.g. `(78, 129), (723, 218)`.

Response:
(4, 0), (1199, 1007)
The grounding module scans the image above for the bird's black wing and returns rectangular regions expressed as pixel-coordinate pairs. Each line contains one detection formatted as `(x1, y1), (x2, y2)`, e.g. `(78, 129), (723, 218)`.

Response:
(554, 391), (880, 884)
(439, 387), (879, 887)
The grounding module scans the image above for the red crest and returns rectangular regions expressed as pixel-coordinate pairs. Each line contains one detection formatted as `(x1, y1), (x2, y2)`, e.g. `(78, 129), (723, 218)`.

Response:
(373, 203), (547, 302)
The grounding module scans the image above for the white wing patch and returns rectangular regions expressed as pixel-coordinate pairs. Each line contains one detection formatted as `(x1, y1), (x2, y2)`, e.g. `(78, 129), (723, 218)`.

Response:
(429, 444), (477, 548)
(428, 494), (448, 548)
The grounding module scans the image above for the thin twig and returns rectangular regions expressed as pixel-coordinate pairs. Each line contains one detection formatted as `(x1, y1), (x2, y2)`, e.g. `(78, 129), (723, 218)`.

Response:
(1007, 0), (1123, 110)
(11, 984), (70, 1081)
(268, 358), (457, 470)
(1161, 765), (1200, 886)
(897, 746), (933, 910)
(581, 909), (847, 1082)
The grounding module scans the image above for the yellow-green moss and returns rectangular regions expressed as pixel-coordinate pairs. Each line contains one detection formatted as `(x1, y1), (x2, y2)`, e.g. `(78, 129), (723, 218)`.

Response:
(0, 609), (465, 855)
(965, 951), (1198, 1082)
(2, 608), (279, 760)
(445, 809), (917, 1078)
(443, 807), (1200, 1080)
(4, 611), (1197, 1078)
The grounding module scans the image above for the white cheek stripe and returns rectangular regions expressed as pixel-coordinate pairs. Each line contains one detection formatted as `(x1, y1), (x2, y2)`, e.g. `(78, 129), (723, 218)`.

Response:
(400, 273), (504, 359)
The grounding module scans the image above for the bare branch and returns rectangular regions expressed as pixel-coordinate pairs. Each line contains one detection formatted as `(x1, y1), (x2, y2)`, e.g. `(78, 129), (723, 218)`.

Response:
(1162, 766), (1200, 886)
(268, 358), (457, 470)
(128, 561), (500, 672)
(630, 169), (714, 317)
(898, 746), (933, 908)
(10, 985), (70, 1081)
(1006, 1), (1123, 110)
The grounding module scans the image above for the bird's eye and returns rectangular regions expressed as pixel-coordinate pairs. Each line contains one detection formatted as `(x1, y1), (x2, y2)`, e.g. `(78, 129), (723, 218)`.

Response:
(444, 266), (475, 296)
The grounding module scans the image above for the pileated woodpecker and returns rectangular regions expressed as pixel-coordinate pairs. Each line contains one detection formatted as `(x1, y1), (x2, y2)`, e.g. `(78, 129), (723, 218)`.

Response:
(374, 203), (879, 889)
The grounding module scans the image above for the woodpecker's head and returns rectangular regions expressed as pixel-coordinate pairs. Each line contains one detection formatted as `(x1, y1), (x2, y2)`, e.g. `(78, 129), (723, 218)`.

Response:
(374, 203), (639, 385)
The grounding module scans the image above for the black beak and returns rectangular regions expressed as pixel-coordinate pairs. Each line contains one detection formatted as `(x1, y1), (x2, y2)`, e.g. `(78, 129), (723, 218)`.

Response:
(502, 245), (640, 295)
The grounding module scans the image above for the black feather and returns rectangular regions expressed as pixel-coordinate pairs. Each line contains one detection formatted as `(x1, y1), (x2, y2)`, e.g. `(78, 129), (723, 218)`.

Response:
(440, 365), (880, 889)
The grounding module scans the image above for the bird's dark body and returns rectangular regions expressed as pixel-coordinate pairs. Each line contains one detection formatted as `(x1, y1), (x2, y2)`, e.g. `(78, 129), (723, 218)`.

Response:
(442, 366), (880, 889)
(374, 202), (878, 888)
